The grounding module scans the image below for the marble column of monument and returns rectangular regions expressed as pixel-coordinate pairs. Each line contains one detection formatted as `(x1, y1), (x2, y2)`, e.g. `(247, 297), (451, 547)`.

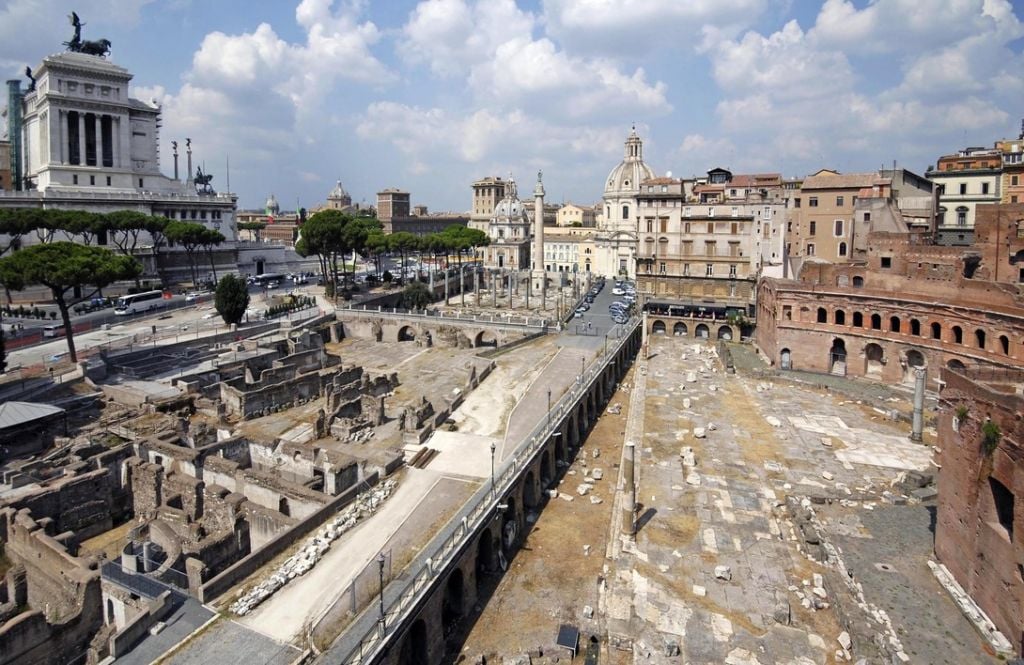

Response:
(532, 170), (546, 304)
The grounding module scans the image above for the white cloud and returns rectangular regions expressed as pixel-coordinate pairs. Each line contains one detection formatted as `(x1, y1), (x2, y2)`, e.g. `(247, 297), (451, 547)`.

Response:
(400, 0), (535, 76)
(134, 0), (394, 186)
(810, 0), (1023, 54)
(542, 0), (767, 54)
(469, 36), (670, 117)
(692, 0), (1022, 176)
(357, 101), (623, 168)
(399, 0), (669, 120)
(706, 20), (853, 99)
(0, 0), (153, 71)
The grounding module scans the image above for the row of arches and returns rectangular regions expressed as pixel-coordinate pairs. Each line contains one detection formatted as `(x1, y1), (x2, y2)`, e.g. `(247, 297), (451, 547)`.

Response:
(813, 307), (1013, 357)
(782, 337), (967, 380)
(396, 325), (498, 348)
(650, 319), (734, 340)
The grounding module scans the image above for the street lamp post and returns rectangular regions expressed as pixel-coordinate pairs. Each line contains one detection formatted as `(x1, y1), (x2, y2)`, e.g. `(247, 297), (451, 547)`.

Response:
(489, 442), (496, 499)
(377, 552), (386, 631)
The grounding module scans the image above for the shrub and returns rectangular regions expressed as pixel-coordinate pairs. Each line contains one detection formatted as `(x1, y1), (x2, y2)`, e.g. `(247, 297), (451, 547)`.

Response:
(982, 420), (1001, 454)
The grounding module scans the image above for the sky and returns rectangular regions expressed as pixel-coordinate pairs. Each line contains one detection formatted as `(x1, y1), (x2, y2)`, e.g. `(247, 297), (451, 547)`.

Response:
(1, 0), (1023, 212)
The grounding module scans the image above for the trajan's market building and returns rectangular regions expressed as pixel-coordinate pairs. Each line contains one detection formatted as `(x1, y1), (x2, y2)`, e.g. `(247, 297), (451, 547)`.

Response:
(2, 38), (302, 284)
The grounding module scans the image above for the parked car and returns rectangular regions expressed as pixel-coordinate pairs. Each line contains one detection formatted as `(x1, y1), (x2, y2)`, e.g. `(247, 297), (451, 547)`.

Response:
(185, 292), (199, 303)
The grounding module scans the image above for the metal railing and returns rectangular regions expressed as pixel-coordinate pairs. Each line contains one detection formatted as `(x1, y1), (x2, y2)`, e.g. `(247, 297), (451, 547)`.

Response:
(323, 315), (640, 663)
(336, 304), (551, 331)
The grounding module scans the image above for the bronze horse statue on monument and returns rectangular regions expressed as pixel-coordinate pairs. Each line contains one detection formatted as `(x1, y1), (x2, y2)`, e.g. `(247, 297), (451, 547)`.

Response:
(64, 12), (112, 58)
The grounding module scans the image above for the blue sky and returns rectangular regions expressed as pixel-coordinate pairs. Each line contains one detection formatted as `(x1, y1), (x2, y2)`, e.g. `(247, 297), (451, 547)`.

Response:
(2, 0), (1023, 212)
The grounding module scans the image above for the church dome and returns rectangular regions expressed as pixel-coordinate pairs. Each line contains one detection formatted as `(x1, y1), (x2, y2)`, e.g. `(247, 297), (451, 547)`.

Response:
(265, 194), (280, 215)
(328, 180), (349, 200)
(604, 125), (655, 198)
(492, 176), (529, 223)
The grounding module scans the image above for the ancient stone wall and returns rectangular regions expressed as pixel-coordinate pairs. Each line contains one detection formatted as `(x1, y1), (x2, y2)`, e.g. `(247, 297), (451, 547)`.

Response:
(1, 469), (113, 542)
(935, 366), (1024, 654)
(0, 509), (103, 665)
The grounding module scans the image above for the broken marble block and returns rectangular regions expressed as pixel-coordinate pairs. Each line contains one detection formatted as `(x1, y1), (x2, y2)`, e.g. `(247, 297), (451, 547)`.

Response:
(714, 565), (732, 581)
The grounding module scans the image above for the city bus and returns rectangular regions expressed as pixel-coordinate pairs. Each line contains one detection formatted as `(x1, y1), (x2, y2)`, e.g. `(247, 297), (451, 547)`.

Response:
(114, 290), (166, 315)
(251, 273), (286, 288)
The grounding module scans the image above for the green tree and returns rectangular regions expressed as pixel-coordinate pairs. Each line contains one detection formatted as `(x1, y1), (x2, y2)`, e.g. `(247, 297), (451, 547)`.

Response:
(388, 232), (419, 283)
(106, 211), (167, 287)
(297, 210), (349, 297)
(401, 281), (432, 310)
(164, 221), (211, 286)
(200, 228), (226, 283)
(0, 243), (141, 362)
(364, 231), (389, 279)
(238, 221), (267, 242)
(54, 210), (110, 245)
(441, 225), (489, 270)
(214, 274), (250, 325)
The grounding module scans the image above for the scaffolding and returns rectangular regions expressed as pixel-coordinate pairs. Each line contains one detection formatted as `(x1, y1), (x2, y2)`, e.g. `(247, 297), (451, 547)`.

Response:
(6, 79), (23, 191)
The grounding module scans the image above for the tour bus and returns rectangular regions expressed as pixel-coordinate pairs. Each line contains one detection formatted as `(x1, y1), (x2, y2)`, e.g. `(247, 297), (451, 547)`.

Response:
(114, 290), (166, 315)
(42, 324), (66, 338)
(251, 273), (286, 288)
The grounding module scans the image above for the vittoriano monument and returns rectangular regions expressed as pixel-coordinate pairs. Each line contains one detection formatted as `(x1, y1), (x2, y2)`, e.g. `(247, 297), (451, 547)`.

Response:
(63, 11), (112, 57)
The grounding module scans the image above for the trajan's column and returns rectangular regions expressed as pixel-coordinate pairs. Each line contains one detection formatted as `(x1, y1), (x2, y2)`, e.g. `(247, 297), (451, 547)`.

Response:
(532, 170), (546, 294)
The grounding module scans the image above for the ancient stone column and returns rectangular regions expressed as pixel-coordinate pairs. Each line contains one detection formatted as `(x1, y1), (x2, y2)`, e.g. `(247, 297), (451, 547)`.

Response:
(911, 367), (926, 442)
(533, 170), (546, 293)
(622, 442), (636, 539)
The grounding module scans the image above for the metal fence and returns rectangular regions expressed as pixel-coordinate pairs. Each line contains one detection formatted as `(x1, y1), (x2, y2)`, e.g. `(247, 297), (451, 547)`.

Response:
(338, 304), (551, 331)
(308, 549), (393, 648)
(322, 315), (641, 662)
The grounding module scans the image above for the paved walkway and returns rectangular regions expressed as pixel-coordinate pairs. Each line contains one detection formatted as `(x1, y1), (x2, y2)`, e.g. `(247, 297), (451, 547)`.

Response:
(237, 468), (443, 643)
(162, 618), (301, 665)
(500, 346), (589, 459)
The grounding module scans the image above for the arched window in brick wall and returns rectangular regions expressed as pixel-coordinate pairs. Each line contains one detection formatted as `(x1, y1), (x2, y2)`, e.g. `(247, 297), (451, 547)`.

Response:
(834, 310), (846, 325)
(910, 319), (921, 336)
(890, 316), (901, 333)
(931, 322), (941, 340)
(853, 312), (863, 327)
(1000, 334), (1010, 355)
(953, 326), (963, 344)
(817, 307), (828, 323)
(871, 314), (882, 330)
(976, 329), (986, 349)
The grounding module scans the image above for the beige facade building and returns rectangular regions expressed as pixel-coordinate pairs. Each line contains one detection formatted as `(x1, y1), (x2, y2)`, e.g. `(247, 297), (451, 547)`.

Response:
(556, 203), (596, 227)
(470, 176), (506, 232)
(786, 168), (933, 267)
(376, 188), (410, 226)
(926, 147), (1002, 243)
(544, 225), (595, 273)
(635, 171), (788, 316)
(997, 129), (1024, 205)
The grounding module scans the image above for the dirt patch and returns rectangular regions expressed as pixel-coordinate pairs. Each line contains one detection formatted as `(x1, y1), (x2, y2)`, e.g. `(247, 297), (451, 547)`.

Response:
(79, 521), (134, 559)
